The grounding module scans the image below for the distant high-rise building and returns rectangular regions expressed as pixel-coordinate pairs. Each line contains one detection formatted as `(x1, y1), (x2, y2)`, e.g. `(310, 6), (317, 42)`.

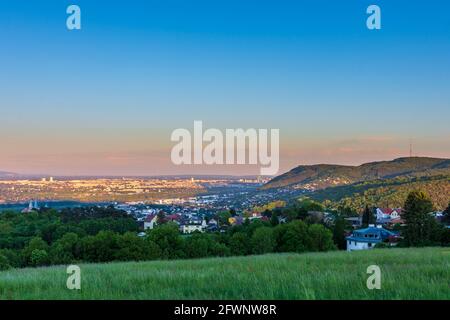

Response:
(49, 177), (54, 182)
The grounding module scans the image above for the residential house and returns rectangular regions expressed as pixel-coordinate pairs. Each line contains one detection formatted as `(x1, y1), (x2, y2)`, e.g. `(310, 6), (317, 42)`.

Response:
(206, 219), (219, 232)
(277, 216), (288, 224)
(166, 214), (181, 223)
(179, 217), (207, 234)
(376, 208), (401, 221)
(345, 216), (362, 228)
(228, 216), (245, 226)
(143, 214), (158, 230)
(346, 224), (399, 251)
(307, 211), (324, 222)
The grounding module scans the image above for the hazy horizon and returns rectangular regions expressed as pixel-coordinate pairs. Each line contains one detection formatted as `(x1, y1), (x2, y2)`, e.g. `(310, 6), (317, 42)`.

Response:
(2, 155), (449, 178)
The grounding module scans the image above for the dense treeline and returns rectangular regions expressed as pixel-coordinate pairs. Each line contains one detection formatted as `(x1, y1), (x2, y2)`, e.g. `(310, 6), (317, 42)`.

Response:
(0, 206), (335, 270)
(0, 206), (138, 249)
(0, 206), (139, 269)
(1, 191), (448, 271)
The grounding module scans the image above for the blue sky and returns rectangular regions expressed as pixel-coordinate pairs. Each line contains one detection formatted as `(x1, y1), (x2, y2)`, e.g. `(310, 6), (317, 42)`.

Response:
(0, 0), (449, 175)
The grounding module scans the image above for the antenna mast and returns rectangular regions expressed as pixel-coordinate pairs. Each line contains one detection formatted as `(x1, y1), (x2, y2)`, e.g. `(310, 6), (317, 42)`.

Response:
(409, 138), (413, 157)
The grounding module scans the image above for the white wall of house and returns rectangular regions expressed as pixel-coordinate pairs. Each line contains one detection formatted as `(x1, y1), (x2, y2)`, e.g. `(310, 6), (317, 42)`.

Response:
(144, 217), (157, 230)
(390, 210), (399, 218)
(180, 224), (204, 234)
(376, 208), (387, 220)
(346, 240), (376, 251)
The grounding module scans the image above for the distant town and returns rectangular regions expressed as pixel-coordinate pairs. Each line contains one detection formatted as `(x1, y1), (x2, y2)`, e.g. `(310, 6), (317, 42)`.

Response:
(0, 175), (299, 214)
(0, 176), (271, 202)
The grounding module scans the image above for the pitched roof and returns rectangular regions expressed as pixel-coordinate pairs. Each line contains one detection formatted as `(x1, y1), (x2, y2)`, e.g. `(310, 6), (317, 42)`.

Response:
(346, 226), (398, 242)
(166, 214), (180, 221)
(378, 208), (402, 215)
(144, 214), (156, 222)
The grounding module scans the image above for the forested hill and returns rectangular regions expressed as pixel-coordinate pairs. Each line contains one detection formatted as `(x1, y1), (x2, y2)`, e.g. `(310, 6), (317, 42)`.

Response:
(309, 175), (450, 211)
(262, 157), (450, 190)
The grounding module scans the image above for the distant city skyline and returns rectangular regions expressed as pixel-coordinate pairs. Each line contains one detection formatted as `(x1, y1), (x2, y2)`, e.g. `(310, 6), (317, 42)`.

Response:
(1, 0), (449, 176)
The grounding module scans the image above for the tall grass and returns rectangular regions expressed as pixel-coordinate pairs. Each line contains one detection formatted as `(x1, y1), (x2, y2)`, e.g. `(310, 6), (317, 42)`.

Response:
(0, 247), (448, 300)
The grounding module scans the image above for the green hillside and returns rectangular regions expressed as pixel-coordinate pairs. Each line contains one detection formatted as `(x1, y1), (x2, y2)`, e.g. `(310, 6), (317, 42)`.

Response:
(311, 175), (450, 211)
(263, 157), (450, 190)
(0, 247), (448, 300)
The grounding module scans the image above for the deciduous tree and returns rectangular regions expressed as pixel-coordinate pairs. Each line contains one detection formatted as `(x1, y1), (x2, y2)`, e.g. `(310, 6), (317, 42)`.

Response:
(402, 191), (436, 246)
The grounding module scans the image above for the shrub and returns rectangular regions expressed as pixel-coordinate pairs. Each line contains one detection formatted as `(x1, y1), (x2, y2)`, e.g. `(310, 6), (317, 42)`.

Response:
(274, 220), (310, 253)
(0, 249), (22, 268)
(30, 249), (49, 267)
(147, 223), (185, 259)
(229, 232), (251, 256)
(115, 232), (151, 261)
(251, 227), (275, 254)
(375, 242), (389, 249)
(184, 233), (224, 259)
(0, 254), (11, 271)
(308, 224), (336, 251)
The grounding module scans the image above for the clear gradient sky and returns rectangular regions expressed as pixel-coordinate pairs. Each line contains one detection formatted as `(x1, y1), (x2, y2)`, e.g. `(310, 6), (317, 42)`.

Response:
(0, 0), (449, 176)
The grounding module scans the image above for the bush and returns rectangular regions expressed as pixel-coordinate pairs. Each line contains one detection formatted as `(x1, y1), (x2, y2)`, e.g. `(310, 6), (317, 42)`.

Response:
(147, 223), (185, 259)
(274, 220), (310, 253)
(79, 231), (119, 262)
(229, 232), (251, 256)
(30, 249), (49, 267)
(144, 238), (163, 260)
(183, 233), (227, 259)
(308, 224), (336, 251)
(0, 249), (22, 268)
(251, 227), (275, 254)
(0, 254), (11, 271)
(374, 242), (389, 249)
(440, 228), (450, 246)
(115, 232), (152, 261)
(49, 232), (79, 265)
(22, 237), (49, 266)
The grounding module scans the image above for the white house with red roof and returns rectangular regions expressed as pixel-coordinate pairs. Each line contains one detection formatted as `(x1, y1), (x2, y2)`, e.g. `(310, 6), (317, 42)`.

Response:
(376, 208), (402, 221)
(143, 214), (158, 230)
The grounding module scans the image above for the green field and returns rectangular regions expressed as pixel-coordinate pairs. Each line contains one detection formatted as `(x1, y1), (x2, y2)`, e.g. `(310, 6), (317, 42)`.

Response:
(0, 247), (448, 300)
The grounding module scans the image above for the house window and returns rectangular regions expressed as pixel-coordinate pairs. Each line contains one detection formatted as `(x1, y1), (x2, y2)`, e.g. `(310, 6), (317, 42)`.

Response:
(368, 243), (372, 247)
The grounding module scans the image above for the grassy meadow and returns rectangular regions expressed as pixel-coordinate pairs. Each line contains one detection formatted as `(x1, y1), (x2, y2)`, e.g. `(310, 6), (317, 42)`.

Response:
(0, 247), (448, 300)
